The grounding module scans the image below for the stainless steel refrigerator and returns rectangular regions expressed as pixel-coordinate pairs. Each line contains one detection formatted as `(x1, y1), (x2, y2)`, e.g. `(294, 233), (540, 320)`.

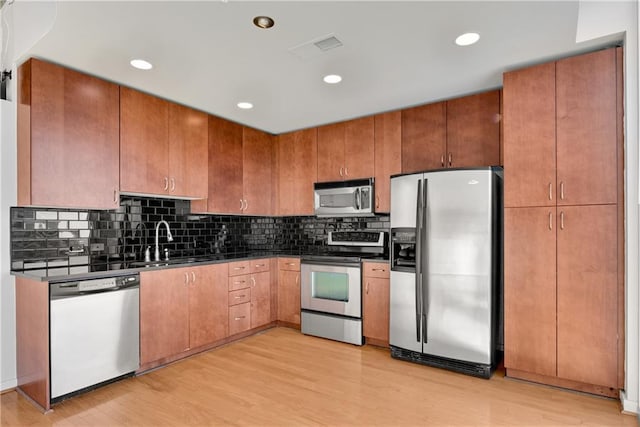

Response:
(389, 167), (502, 378)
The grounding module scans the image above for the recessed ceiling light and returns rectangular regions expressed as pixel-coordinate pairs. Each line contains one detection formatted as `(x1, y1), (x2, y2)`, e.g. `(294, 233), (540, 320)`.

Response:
(130, 59), (153, 70)
(253, 16), (275, 29)
(237, 102), (253, 109)
(455, 32), (480, 46)
(323, 74), (342, 84)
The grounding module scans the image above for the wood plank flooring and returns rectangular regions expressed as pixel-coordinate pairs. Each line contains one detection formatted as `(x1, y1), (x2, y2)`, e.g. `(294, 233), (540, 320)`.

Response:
(1, 327), (636, 426)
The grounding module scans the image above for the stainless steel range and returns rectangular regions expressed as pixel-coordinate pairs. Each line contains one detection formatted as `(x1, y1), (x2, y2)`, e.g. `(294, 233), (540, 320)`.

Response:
(301, 230), (387, 345)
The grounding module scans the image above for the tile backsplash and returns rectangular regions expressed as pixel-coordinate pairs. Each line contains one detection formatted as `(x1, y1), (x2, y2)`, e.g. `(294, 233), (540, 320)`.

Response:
(10, 196), (389, 276)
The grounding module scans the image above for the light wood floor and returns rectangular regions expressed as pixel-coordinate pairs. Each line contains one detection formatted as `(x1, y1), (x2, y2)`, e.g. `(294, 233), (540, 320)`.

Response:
(1, 327), (636, 426)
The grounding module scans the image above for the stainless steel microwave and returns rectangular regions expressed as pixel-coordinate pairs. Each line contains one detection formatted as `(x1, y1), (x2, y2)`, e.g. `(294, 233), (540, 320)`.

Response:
(314, 178), (374, 217)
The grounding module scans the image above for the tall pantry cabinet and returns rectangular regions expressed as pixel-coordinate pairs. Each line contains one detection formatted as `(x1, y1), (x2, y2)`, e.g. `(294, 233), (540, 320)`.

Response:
(503, 47), (624, 396)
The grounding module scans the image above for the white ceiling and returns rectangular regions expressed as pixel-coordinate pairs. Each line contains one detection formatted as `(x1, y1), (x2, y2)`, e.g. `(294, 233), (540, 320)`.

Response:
(20, 1), (623, 135)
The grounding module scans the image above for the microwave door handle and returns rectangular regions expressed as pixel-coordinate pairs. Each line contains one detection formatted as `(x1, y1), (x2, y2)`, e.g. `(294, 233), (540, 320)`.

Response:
(415, 179), (423, 342)
(355, 188), (361, 210)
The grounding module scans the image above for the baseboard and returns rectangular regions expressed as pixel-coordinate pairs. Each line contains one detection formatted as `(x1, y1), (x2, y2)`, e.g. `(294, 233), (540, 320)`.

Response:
(1, 378), (17, 392)
(620, 390), (639, 414)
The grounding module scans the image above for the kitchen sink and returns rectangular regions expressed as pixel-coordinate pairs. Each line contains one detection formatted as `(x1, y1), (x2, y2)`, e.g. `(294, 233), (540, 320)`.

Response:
(128, 256), (221, 268)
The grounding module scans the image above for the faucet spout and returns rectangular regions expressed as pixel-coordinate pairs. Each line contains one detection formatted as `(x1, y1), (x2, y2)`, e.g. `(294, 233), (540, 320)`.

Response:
(154, 220), (173, 261)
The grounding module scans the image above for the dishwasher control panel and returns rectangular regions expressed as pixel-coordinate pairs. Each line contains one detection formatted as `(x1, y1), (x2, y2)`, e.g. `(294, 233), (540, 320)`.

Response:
(50, 274), (140, 299)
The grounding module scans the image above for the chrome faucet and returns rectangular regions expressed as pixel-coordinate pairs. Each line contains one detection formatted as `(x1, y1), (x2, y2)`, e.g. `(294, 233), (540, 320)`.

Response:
(154, 220), (174, 261)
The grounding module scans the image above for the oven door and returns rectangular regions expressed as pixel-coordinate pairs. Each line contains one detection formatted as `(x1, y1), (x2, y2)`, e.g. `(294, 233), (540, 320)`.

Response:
(301, 261), (362, 318)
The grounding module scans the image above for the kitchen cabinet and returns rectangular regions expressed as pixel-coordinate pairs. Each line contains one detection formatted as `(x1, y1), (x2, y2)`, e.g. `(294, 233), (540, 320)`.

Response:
(502, 47), (623, 395)
(120, 87), (208, 199)
(227, 259), (272, 335)
(17, 58), (120, 209)
(362, 261), (390, 345)
(277, 128), (318, 215)
(317, 116), (375, 182)
(373, 112), (402, 213)
(401, 91), (500, 173)
(193, 119), (273, 215)
(277, 257), (301, 327)
(250, 259), (272, 329)
(140, 263), (228, 366)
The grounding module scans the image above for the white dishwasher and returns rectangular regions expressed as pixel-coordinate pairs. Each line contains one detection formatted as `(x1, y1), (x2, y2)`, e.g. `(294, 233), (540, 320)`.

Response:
(50, 274), (140, 402)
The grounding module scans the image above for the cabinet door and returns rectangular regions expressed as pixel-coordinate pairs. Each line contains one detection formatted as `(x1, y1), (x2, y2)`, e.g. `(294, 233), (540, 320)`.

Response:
(229, 303), (251, 336)
(277, 269), (301, 325)
(168, 104), (208, 199)
(120, 87), (169, 195)
(556, 48), (618, 206)
(344, 116), (375, 180)
(557, 205), (617, 387)
(503, 62), (556, 208)
(251, 271), (271, 329)
(401, 102), (446, 173)
(243, 127), (274, 215)
(206, 115), (243, 214)
(26, 59), (119, 209)
(446, 90), (500, 168)
(374, 112), (402, 213)
(140, 268), (189, 365)
(317, 122), (346, 182)
(277, 129), (318, 215)
(363, 276), (390, 343)
(504, 207), (557, 377)
(189, 263), (228, 349)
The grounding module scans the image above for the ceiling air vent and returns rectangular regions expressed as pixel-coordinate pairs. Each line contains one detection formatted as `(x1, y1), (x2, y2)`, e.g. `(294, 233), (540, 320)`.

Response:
(289, 34), (344, 60)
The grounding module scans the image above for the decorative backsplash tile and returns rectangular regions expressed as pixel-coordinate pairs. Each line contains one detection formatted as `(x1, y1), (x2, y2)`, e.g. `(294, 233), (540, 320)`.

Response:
(10, 196), (389, 273)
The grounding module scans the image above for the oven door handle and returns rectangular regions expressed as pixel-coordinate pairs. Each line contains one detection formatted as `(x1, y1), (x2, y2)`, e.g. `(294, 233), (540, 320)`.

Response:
(301, 260), (361, 269)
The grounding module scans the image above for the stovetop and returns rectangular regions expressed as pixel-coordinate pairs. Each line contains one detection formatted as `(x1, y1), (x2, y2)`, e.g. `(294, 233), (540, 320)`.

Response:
(302, 231), (388, 264)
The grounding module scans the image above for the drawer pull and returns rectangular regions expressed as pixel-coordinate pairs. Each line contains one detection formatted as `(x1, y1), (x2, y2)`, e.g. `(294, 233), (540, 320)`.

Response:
(286, 262), (297, 266)
(234, 266), (246, 270)
(234, 295), (246, 299)
(371, 268), (386, 272)
(234, 316), (246, 320)
(255, 263), (265, 267)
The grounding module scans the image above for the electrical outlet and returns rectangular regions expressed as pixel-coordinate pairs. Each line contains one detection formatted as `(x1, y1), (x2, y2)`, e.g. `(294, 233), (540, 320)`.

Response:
(90, 243), (105, 252)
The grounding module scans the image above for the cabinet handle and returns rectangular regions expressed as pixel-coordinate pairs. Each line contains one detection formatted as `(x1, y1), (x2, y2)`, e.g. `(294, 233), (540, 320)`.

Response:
(170, 178), (176, 192)
(113, 189), (118, 204)
(339, 167), (344, 177)
(295, 274), (299, 285)
(184, 273), (189, 285)
(234, 280), (246, 285)
(251, 277), (256, 287)
(441, 155), (445, 167)
(286, 262), (296, 266)
(344, 167), (348, 176)
(560, 182), (565, 200)
(234, 316), (246, 320)
(255, 263), (265, 267)
(448, 153), (452, 167)
(240, 199), (244, 210)
(244, 199), (249, 211)
(548, 183), (553, 201)
(164, 177), (169, 191)
(371, 268), (386, 272)
(549, 212), (553, 230)
(560, 211), (565, 230)
(191, 272), (196, 283)
(366, 282), (369, 294)
(235, 295), (246, 299)
(375, 195), (379, 209)
(233, 266), (246, 270)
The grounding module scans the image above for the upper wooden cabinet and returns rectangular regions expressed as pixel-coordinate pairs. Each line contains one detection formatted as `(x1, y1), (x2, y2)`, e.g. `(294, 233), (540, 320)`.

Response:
(317, 116), (374, 182)
(18, 58), (120, 209)
(504, 48), (618, 208)
(277, 128), (318, 215)
(120, 87), (207, 199)
(194, 119), (273, 215)
(401, 91), (500, 173)
(373, 112), (402, 213)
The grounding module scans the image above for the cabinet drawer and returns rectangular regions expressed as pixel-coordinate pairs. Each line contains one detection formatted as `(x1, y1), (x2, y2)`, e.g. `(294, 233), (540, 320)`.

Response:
(228, 275), (250, 291)
(228, 289), (251, 306)
(278, 257), (300, 271)
(229, 303), (251, 335)
(363, 262), (390, 279)
(250, 258), (270, 273)
(228, 260), (251, 276)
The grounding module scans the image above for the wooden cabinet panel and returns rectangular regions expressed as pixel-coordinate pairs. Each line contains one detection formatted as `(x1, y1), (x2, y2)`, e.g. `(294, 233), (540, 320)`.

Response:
(189, 263), (228, 349)
(243, 127), (274, 215)
(120, 87), (169, 195)
(278, 269), (301, 326)
(374, 112), (402, 213)
(20, 58), (120, 209)
(503, 62), (556, 208)
(229, 288), (251, 306)
(557, 205), (617, 387)
(363, 261), (390, 279)
(228, 260), (251, 277)
(317, 122), (346, 182)
(250, 258), (270, 273)
(168, 104), (208, 199)
(251, 271), (271, 328)
(363, 262), (390, 343)
(446, 90), (500, 168)
(229, 303), (251, 336)
(278, 257), (300, 271)
(344, 116), (375, 179)
(504, 207), (557, 377)
(228, 275), (251, 291)
(277, 129), (318, 215)
(205, 115), (243, 214)
(556, 49), (617, 206)
(401, 102), (446, 173)
(140, 268), (189, 365)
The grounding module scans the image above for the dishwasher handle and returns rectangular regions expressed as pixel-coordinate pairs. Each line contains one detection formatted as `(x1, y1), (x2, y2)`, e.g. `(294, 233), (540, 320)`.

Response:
(50, 274), (140, 299)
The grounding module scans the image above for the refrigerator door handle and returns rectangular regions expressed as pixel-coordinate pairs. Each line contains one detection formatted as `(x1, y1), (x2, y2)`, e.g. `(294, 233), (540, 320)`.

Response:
(415, 179), (423, 342)
(422, 179), (429, 343)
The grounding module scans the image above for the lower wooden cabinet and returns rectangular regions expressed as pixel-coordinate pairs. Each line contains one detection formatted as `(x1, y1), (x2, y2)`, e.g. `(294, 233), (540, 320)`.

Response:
(277, 257), (301, 326)
(140, 263), (228, 366)
(229, 303), (251, 336)
(227, 258), (272, 336)
(362, 262), (390, 345)
(251, 270), (271, 328)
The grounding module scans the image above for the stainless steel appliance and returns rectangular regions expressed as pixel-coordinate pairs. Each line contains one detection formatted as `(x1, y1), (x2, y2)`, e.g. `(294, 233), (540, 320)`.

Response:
(389, 167), (502, 378)
(301, 230), (386, 345)
(50, 274), (140, 402)
(314, 178), (375, 217)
